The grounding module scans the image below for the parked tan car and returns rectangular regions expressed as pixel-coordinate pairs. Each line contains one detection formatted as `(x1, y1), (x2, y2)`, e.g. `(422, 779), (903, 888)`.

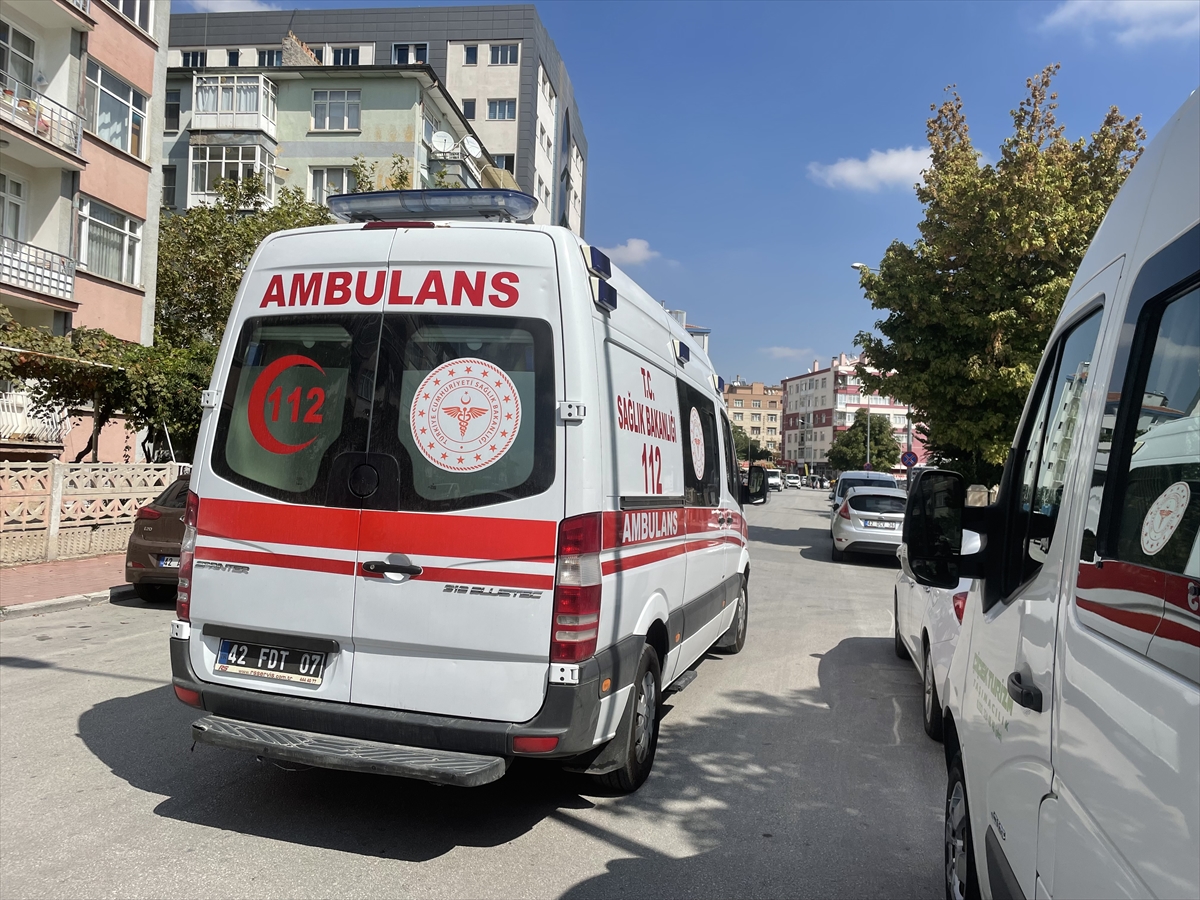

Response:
(125, 475), (189, 602)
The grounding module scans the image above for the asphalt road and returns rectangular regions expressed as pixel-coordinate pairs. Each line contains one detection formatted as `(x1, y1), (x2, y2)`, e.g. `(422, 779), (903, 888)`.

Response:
(0, 488), (946, 899)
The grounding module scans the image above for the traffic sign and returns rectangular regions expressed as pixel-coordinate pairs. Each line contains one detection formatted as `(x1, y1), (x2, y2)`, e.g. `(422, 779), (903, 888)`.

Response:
(901, 451), (918, 467)
(863, 462), (872, 471)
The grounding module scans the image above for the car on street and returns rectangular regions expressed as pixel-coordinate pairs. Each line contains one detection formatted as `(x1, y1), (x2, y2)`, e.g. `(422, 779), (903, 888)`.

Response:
(785, 473), (801, 489)
(903, 92), (1198, 900)
(125, 474), (189, 603)
(830, 486), (906, 562)
(827, 470), (898, 531)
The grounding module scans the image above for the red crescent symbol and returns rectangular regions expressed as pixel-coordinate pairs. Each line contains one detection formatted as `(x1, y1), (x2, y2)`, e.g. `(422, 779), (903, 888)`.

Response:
(246, 354), (326, 455)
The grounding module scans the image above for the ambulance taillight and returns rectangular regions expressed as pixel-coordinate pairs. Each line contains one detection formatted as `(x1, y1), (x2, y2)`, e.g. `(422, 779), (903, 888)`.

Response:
(176, 491), (200, 622)
(551, 513), (603, 663)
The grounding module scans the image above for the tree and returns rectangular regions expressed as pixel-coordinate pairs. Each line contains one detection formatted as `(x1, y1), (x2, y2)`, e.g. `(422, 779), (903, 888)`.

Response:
(731, 424), (772, 462)
(155, 174), (333, 347)
(854, 65), (1144, 484)
(826, 408), (902, 473)
(349, 153), (412, 192)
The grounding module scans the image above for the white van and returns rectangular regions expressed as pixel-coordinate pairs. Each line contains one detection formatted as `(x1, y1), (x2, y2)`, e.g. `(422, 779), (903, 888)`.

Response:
(903, 92), (1198, 899)
(169, 190), (769, 792)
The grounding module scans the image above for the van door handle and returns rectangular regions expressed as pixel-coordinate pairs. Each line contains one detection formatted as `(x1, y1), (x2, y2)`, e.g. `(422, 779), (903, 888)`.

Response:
(1007, 672), (1043, 712)
(362, 561), (423, 577)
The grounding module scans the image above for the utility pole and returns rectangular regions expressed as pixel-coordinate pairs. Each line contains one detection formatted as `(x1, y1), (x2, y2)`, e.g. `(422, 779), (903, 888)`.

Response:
(865, 395), (871, 470)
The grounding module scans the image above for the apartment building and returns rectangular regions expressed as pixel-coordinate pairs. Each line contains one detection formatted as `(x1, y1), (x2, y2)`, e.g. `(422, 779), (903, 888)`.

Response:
(167, 4), (586, 232)
(162, 32), (496, 213)
(781, 353), (926, 476)
(1, 0), (169, 462)
(723, 378), (782, 459)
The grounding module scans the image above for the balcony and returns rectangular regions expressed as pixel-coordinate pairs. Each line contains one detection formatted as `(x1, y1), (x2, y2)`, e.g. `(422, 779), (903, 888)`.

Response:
(0, 78), (84, 158)
(0, 390), (70, 460)
(69, 0), (91, 14)
(1, 237), (77, 303)
(192, 75), (277, 139)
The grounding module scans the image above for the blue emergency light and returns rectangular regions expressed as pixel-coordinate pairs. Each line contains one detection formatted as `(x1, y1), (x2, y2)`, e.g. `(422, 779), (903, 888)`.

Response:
(328, 189), (539, 223)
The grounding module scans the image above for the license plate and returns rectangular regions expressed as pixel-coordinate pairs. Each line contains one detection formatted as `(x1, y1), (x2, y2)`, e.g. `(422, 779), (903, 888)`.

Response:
(865, 520), (900, 529)
(158, 556), (180, 568)
(215, 639), (327, 685)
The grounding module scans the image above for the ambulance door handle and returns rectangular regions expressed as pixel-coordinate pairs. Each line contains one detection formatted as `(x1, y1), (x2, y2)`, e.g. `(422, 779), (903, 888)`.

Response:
(362, 561), (423, 577)
(1006, 672), (1043, 713)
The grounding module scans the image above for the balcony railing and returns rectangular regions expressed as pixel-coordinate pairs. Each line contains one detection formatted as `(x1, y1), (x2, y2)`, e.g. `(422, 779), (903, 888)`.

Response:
(1, 237), (77, 302)
(0, 77), (84, 156)
(69, 0), (91, 13)
(430, 147), (483, 183)
(0, 391), (70, 446)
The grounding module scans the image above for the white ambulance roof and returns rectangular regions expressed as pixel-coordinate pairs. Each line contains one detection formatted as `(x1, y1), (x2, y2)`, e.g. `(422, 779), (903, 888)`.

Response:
(1061, 90), (1199, 322)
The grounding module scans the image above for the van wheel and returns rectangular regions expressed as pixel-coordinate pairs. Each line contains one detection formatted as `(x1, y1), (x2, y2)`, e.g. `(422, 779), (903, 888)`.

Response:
(946, 757), (980, 900)
(590, 644), (661, 794)
(923, 644), (944, 741)
(715, 577), (748, 654)
(894, 595), (909, 660)
(134, 583), (175, 604)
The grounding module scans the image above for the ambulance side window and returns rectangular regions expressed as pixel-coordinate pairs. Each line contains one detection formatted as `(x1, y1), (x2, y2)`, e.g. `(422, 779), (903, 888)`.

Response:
(677, 379), (721, 508)
(721, 411), (740, 503)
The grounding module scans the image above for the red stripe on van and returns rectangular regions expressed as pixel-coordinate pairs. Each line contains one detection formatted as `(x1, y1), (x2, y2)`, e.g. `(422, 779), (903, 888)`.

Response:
(199, 499), (360, 550)
(410, 566), (554, 590)
(359, 510), (556, 562)
(1077, 560), (1165, 596)
(196, 545), (355, 576)
(1076, 596), (1162, 635)
(601, 542), (688, 576)
(1153, 616), (1200, 647)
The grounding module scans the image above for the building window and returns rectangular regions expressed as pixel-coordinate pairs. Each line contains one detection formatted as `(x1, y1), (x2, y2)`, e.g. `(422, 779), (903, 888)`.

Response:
(733, 399), (743, 407)
(751, 413), (761, 422)
(461, 99), (476, 120)
(195, 75), (276, 123)
(769, 401), (777, 408)
(752, 400), (762, 408)
(312, 90), (360, 130)
(227, 49), (240, 66)
(751, 427), (761, 436)
(0, 23), (35, 88)
(490, 44), (518, 65)
(310, 47), (324, 64)
(164, 89), (180, 131)
(181, 50), (207, 68)
(161, 165), (176, 208)
(310, 167), (356, 204)
(1, 172), (26, 241)
(393, 43), (427, 65)
(102, 0), (152, 33)
(464, 45), (477, 65)
(733, 412), (742, 422)
(492, 154), (514, 173)
(258, 49), (282, 67)
(768, 414), (777, 423)
(331, 47), (359, 66)
(77, 197), (141, 285)
(84, 61), (148, 159)
(190, 145), (275, 201)
(487, 99), (517, 121)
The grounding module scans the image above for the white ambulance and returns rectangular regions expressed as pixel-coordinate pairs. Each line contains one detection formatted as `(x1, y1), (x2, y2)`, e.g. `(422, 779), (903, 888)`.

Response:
(169, 189), (770, 792)
(903, 91), (1198, 899)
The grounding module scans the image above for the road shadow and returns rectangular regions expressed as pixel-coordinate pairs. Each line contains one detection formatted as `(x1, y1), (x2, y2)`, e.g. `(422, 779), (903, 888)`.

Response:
(747, 525), (803, 548)
(75, 636), (944, 896)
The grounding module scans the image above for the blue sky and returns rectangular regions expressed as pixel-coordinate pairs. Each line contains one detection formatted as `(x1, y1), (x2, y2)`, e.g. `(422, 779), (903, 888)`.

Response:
(180, 0), (1200, 384)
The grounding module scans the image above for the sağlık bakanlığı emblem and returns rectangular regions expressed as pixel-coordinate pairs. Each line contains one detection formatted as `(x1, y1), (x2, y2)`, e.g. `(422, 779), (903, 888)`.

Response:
(410, 357), (521, 473)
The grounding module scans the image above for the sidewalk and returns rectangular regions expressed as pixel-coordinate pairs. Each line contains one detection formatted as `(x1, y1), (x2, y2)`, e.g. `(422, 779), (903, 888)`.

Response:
(0, 554), (134, 618)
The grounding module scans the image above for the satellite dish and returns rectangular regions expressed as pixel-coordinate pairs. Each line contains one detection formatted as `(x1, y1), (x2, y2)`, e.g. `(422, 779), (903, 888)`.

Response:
(431, 131), (455, 152)
(462, 135), (482, 158)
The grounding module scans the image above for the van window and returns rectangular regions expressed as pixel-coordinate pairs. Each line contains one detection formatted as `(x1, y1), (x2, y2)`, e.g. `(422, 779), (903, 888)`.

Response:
(212, 316), (375, 505)
(721, 411), (739, 502)
(1010, 309), (1103, 584)
(367, 314), (556, 512)
(677, 380), (721, 507)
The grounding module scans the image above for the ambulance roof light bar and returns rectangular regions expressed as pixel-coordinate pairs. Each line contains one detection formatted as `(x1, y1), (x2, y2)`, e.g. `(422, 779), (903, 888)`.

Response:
(328, 189), (539, 223)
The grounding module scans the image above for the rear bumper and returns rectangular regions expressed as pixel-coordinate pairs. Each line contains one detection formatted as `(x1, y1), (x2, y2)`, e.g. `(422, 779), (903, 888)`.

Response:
(838, 538), (902, 555)
(171, 634), (639, 766)
(125, 541), (180, 585)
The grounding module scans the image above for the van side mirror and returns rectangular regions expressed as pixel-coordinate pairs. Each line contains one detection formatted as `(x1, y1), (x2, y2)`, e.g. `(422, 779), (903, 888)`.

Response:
(740, 465), (770, 506)
(903, 470), (966, 589)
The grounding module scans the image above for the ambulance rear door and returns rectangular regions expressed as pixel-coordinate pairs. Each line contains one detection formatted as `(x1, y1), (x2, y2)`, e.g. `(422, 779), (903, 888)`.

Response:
(189, 226), (396, 703)
(348, 226), (565, 722)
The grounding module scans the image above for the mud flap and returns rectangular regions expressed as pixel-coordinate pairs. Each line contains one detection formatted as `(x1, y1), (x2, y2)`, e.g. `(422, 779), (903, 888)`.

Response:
(560, 686), (634, 776)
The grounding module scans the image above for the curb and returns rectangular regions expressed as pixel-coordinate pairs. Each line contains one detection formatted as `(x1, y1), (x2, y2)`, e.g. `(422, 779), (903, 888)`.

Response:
(0, 585), (137, 620)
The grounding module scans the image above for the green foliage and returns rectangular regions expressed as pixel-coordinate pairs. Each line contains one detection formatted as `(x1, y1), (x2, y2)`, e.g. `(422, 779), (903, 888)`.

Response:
(826, 408), (902, 473)
(348, 155), (379, 192)
(155, 175), (333, 347)
(349, 153), (411, 192)
(731, 424), (773, 462)
(854, 65), (1144, 483)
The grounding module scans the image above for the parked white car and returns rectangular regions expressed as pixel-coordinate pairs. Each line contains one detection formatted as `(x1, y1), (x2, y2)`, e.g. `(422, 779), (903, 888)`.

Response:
(903, 92), (1198, 900)
(830, 486), (906, 562)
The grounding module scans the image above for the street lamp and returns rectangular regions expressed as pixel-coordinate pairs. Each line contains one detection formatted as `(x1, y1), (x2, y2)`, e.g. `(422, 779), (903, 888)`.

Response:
(850, 262), (876, 274)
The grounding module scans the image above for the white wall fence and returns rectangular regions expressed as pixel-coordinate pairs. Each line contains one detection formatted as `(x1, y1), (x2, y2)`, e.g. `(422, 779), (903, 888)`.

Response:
(0, 462), (188, 565)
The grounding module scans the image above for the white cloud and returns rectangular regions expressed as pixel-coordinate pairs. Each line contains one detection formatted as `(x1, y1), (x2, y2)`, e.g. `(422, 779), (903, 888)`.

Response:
(762, 346), (815, 361)
(807, 147), (930, 192)
(599, 238), (661, 266)
(183, 0), (279, 11)
(1041, 0), (1200, 44)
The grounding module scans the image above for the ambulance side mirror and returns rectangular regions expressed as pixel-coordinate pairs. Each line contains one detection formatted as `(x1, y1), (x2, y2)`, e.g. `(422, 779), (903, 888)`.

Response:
(741, 465), (770, 506)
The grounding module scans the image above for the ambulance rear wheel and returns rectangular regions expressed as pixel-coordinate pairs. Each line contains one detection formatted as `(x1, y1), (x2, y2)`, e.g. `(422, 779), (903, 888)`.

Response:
(591, 644), (661, 794)
(715, 577), (747, 654)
